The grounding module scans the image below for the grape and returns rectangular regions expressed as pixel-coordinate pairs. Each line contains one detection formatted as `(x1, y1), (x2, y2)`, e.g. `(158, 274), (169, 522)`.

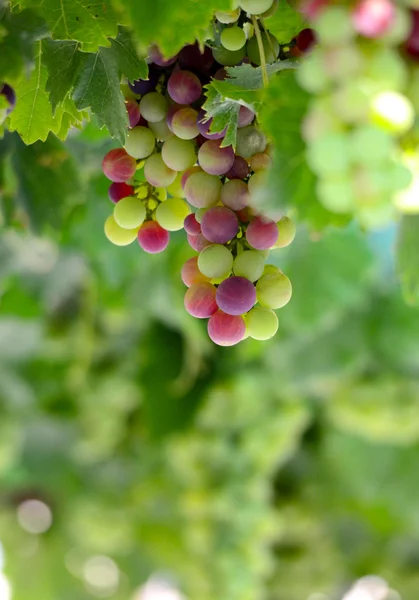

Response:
(187, 233), (211, 252)
(248, 170), (267, 199)
(166, 104), (184, 132)
(221, 27), (247, 51)
(296, 49), (331, 93)
(295, 28), (317, 52)
(179, 43), (214, 73)
(316, 177), (355, 213)
(315, 7), (355, 45)
(184, 171), (222, 208)
(331, 82), (370, 124)
(214, 67), (227, 80)
(247, 32), (279, 65)
(108, 182), (134, 204)
(215, 8), (241, 23)
(198, 244), (233, 279)
(184, 213), (201, 235)
(167, 173), (185, 197)
(124, 126), (156, 159)
(172, 107), (199, 140)
(351, 0), (395, 38)
(263, 264), (282, 276)
(198, 140), (235, 175)
(236, 126), (267, 159)
(233, 250), (265, 282)
(272, 217), (296, 248)
(184, 282), (218, 318)
(250, 153), (272, 171)
(239, 0), (274, 14)
(114, 196), (146, 229)
(226, 156), (250, 180)
(246, 216), (278, 250)
(236, 207), (252, 223)
(139, 92), (168, 123)
(207, 311), (246, 346)
(129, 68), (159, 95)
(104, 215), (138, 246)
(323, 45), (362, 81)
(149, 45), (178, 67)
(201, 206), (239, 243)
(216, 276), (256, 315)
(246, 307), (278, 340)
(221, 180), (250, 210)
(148, 119), (172, 141)
(349, 126), (392, 165)
(370, 91), (415, 134)
(212, 46), (246, 66)
(194, 208), (208, 224)
(363, 47), (407, 92)
(181, 256), (210, 287)
(256, 272), (292, 309)
(181, 166), (202, 189)
(126, 99), (140, 128)
(138, 220), (170, 253)
(102, 148), (137, 182)
(144, 154), (177, 187)
(161, 137), (197, 171)
(306, 133), (351, 176)
(406, 10), (419, 59)
(154, 187), (168, 202)
(156, 198), (190, 231)
(168, 70), (202, 104)
(197, 110), (226, 140)
(238, 105), (255, 128)
(0, 83), (16, 114)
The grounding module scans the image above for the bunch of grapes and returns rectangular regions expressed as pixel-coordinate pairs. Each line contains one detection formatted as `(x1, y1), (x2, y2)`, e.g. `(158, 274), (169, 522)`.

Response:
(296, 0), (418, 227)
(101, 0), (296, 346)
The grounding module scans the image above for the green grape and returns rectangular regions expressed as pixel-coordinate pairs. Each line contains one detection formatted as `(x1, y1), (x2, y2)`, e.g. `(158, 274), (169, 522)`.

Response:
(215, 8), (241, 23)
(162, 136), (197, 171)
(149, 118), (173, 141)
(263, 264), (282, 276)
(195, 208), (208, 223)
(246, 32), (279, 65)
(155, 187), (167, 201)
(332, 81), (370, 124)
(113, 196), (146, 229)
(167, 173), (185, 198)
(323, 45), (362, 81)
(139, 92), (168, 123)
(370, 91), (415, 134)
(296, 50), (331, 93)
(306, 133), (351, 176)
(239, 0), (274, 15)
(273, 217), (296, 249)
(144, 153), (177, 187)
(259, 0), (278, 18)
(221, 27), (246, 51)
(246, 307), (278, 340)
(315, 7), (354, 46)
(363, 47), (408, 93)
(236, 126), (267, 159)
(349, 126), (392, 166)
(124, 126), (156, 159)
(256, 272), (292, 309)
(104, 215), (138, 246)
(155, 198), (190, 231)
(233, 250), (265, 282)
(316, 176), (355, 213)
(248, 170), (267, 201)
(198, 244), (233, 279)
(212, 46), (246, 66)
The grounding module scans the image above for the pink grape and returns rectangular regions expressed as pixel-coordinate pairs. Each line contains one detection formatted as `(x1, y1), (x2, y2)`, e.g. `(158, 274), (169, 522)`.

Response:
(187, 233), (211, 252)
(172, 107), (199, 139)
(184, 213), (201, 235)
(181, 166), (202, 189)
(207, 311), (246, 346)
(201, 206), (239, 243)
(138, 221), (170, 254)
(168, 70), (202, 104)
(198, 140), (235, 175)
(351, 0), (395, 38)
(149, 45), (178, 67)
(226, 156), (250, 180)
(108, 182), (135, 204)
(246, 216), (279, 250)
(181, 256), (210, 287)
(238, 106), (255, 127)
(126, 100), (141, 128)
(184, 282), (218, 318)
(221, 180), (250, 210)
(197, 110), (226, 140)
(179, 43), (214, 73)
(216, 276), (256, 316)
(184, 171), (222, 208)
(102, 148), (137, 182)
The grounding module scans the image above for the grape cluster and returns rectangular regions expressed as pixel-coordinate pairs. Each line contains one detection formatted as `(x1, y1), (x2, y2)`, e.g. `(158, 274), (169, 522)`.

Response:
(296, 0), (418, 228)
(100, 0), (296, 346)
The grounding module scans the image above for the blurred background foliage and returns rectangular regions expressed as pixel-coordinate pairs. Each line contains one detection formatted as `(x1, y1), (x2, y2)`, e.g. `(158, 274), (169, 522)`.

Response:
(1, 122), (419, 600)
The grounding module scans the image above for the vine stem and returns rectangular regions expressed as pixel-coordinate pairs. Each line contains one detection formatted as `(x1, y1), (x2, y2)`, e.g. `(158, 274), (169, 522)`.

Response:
(251, 15), (269, 87)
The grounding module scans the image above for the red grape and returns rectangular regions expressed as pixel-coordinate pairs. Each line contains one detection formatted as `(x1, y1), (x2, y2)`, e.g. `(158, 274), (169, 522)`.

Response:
(246, 216), (279, 250)
(184, 213), (201, 236)
(102, 148), (137, 182)
(108, 182), (135, 204)
(184, 282), (218, 318)
(295, 28), (317, 52)
(138, 221), (170, 253)
(181, 256), (210, 287)
(187, 233), (211, 251)
(126, 99), (141, 128)
(226, 156), (250, 180)
(207, 311), (246, 346)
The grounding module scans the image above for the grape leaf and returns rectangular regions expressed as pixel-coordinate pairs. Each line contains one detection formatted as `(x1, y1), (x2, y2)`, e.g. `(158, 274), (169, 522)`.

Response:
(42, 40), (82, 111)
(264, 0), (306, 44)
(202, 86), (240, 148)
(109, 26), (148, 83)
(225, 61), (297, 90)
(396, 215), (419, 306)
(14, 0), (119, 52)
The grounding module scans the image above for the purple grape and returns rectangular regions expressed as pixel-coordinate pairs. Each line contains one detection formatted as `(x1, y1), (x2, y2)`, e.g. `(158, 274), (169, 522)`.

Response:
(126, 99), (141, 128)
(0, 83), (16, 114)
(246, 216), (279, 250)
(129, 68), (159, 95)
(201, 206), (239, 244)
(198, 140), (235, 175)
(138, 221), (170, 254)
(179, 43), (214, 73)
(187, 232), (211, 252)
(238, 105), (255, 128)
(184, 213), (201, 236)
(184, 282), (218, 318)
(102, 148), (137, 182)
(226, 156), (250, 180)
(216, 276), (257, 316)
(208, 310), (246, 346)
(168, 70), (202, 104)
(221, 180), (250, 211)
(108, 182), (135, 204)
(196, 109), (226, 140)
(149, 45), (179, 67)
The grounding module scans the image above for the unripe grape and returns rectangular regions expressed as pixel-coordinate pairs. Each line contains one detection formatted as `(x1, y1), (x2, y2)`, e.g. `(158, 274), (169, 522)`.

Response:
(247, 32), (279, 65)
(256, 272), (292, 309)
(104, 215), (138, 246)
(156, 198), (190, 231)
(139, 92), (168, 123)
(198, 244), (233, 279)
(246, 307), (278, 340)
(273, 217), (296, 248)
(221, 27), (247, 51)
(148, 119), (172, 141)
(172, 107), (199, 139)
(144, 153), (177, 187)
(215, 8), (241, 23)
(162, 136), (197, 171)
(239, 0), (274, 15)
(236, 125), (267, 159)
(124, 126), (156, 159)
(212, 46), (246, 66)
(114, 196), (146, 229)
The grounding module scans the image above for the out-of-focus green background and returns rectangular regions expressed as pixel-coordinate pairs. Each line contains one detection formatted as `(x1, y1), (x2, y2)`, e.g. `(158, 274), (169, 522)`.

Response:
(1, 123), (419, 600)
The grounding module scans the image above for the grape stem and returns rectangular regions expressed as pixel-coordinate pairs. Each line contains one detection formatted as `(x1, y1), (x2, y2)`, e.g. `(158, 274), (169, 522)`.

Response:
(251, 16), (268, 87)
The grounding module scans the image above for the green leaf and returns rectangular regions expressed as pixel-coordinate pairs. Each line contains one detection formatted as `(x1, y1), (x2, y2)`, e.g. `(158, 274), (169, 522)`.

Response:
(265, 0), (306, 44)
(72, 46), (128, 144)
(109, 26), (148, 83)
(396, 215), (419, 306)
(202, 85), (240, 148)
(225, 60), (297, 90)
(42, 39), (82, 111)
(14, 0), (119, 52)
